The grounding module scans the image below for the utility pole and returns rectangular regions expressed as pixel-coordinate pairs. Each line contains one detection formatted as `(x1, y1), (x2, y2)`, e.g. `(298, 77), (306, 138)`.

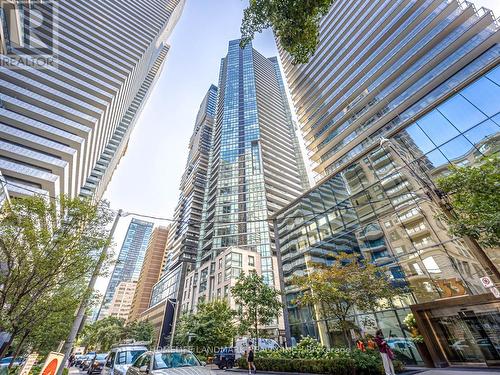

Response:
(58, 209), (124, 375)
(380, 138), (500, 284)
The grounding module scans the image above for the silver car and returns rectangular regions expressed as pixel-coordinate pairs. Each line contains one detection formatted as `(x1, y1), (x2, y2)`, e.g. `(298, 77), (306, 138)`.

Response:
(126, 350), (213, 375)
(101, 344), (148, 375)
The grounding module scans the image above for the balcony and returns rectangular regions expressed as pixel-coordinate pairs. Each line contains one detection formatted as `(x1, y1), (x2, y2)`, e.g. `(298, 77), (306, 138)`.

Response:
(0, 0), (25, 54)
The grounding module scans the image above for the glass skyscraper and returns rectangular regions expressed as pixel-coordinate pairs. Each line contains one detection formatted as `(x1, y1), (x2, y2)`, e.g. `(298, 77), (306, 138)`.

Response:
(0, 0), (185, 199)
(173, 41), (309, 332)
(98, 218), (153, 319)
(275, 0), (500, 367)
(196, 40), (307, 288)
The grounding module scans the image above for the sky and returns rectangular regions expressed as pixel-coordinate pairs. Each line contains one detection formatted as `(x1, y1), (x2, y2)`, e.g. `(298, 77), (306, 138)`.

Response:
(96, 0), (500, 294)
(96, 0), (278, 293)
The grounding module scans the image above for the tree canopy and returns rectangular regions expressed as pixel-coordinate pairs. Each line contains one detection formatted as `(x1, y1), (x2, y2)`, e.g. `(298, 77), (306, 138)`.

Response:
(79, 317), (155, 352)
(174, 299), (237, 352)
(436, 155), (500, 248)
(231, 271), (282, 347)
(292, 253), (400, 348)
(0, 195), (113, 358)
(241, 0), (335, 64)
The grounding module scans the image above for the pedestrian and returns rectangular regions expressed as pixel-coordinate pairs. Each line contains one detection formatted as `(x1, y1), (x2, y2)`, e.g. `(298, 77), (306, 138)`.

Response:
(374, 329), (395, 375)
(247, 341), (256, 375)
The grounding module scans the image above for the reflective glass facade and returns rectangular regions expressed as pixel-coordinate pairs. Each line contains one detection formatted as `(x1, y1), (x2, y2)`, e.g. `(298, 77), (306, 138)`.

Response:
(274, 65), (500, 363)
(99, 218), (153, 319)
(197, 40), (306, 292)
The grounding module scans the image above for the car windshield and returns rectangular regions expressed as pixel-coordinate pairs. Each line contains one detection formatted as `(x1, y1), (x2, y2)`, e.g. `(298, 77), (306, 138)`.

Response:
(153, 353), (200, 369)
(95, 354), (107, 360)
(116, 350), (146, 365)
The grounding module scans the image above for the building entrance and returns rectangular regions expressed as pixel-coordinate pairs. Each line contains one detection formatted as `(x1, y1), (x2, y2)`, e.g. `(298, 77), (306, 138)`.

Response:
(412, 295), (500, 367)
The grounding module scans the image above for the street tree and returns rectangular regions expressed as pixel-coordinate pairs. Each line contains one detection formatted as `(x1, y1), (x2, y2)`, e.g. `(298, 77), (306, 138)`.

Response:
(79, 317), (156, 351)
(291, 253), (400, 349)
(436, 155), (500, 248)
(123, 320), (155, 343)
(174, 299), (236, 352)
(231, 271), (282, 348)
(16, 285), (84, 358)
(79, 317), (125, 352)
(240, 0), (335, 64)
(0, 195), (113, 358)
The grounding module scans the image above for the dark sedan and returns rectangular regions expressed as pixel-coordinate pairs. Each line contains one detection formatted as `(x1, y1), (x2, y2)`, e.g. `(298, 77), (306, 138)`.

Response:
(88, 353), (108, 374)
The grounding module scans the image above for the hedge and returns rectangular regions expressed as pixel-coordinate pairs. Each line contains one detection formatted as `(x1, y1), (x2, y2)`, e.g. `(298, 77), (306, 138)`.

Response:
(236, 356), (405, 375)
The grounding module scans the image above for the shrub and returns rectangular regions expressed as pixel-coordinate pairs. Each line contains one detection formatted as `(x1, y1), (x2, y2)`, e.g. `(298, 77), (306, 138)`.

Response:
(237, 356), (397, 374)
(236, 339), (406, 374)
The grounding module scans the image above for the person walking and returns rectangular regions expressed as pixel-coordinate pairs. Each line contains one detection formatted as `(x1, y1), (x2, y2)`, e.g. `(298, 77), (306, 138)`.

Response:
(246, 341), (256, 375)
(375, 329), (395, 375)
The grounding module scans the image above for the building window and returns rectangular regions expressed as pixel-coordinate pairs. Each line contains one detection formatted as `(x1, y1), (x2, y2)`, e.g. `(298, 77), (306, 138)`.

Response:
(248, 255), (255, 266)
(412, 263), (424, 275)
(423, 256), (441, 274)
(232, 252), (242, 267)
(217, 272), (222, 284)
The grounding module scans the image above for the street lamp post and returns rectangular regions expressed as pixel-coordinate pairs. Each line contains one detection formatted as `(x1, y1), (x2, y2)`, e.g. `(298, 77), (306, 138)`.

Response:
(57, 209), (124, 375)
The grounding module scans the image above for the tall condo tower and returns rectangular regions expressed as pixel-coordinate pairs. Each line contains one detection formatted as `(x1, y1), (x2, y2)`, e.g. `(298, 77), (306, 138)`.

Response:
(98, 218), (153, 319)
(142, 86), (218, 346)
(277, 0), (500, 178)
(129, 225), (170, 322)
(184, 40), (306, 313)
(0, 0), (185, 199)
(273, 0), (500, 366)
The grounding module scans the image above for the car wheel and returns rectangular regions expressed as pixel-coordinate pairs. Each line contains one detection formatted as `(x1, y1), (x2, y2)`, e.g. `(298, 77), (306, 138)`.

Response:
(227, 361), (234, 369)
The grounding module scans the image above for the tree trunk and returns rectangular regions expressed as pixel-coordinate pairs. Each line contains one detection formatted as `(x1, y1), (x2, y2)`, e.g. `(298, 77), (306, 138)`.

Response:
(342, 328), (352, 350)
(254, 310), (259, 350)
(9, 331), (29, 368)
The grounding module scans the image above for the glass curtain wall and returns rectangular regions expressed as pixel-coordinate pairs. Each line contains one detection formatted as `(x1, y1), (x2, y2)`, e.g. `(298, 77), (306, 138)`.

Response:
(275, 64), (500, 362)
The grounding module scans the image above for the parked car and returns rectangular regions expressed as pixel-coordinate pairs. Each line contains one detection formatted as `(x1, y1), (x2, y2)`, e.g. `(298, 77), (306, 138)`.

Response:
(101, 343), (148, 375)
(78, 356), (89, 369)
(126, 350), (213, 375)
(88, 353), (108, 374)
(75, 355), (87, 367)
(213, 347), (235, 369)
(82, 355), (93, 371)
(0, 357), (23, 368)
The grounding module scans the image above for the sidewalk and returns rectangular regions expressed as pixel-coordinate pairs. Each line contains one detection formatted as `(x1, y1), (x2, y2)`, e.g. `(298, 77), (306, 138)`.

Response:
(225, 366), (499, 375)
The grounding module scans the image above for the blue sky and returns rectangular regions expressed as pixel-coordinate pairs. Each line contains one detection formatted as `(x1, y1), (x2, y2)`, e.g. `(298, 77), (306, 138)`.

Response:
(96, 0), (500, 294)
(96, 0), (278, 293)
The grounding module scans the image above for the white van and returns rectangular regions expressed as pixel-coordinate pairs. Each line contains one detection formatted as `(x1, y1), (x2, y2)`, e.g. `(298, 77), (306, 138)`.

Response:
(101, 343), (148, 375)
(234, 338), (280, 359)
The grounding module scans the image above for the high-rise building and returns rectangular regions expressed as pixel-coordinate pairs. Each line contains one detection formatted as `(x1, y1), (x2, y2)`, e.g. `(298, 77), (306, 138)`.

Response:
(181, 41), (307, 338)
(107, 281), (137, 321)
(275, 0), (500, 367)
(163, 85), (218, 274)
(142, 86), (218, 346)
(98, 218), (153, 319)
(0, 0), (185, 199)
(129, 226), (170, 322)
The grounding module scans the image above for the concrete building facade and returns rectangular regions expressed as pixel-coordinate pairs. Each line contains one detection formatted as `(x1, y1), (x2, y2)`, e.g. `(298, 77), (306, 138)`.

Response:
(107, 281), (137, 321)
(0, 0), (185, 199)
(129, 226), (170, 322)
